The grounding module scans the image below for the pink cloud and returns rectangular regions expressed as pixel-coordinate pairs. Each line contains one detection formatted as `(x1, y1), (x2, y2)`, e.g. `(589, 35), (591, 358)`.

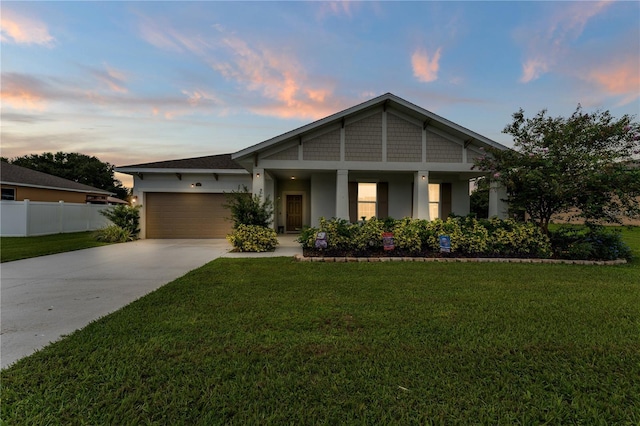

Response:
(586, 58), (640, 105)
(0, 9), (54, 46)
(412, 47), (442, 83)
(88, 64), (129, 94)
(518, 0), (613, 83)
(212, 33), (341, 120)
(0, 73), (49, 110)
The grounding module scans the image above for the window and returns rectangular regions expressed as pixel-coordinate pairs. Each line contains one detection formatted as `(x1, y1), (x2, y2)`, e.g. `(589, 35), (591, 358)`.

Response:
(357, 183), (377, 220)
(429, 183), (440, 220)
(1, 188), (15, 201)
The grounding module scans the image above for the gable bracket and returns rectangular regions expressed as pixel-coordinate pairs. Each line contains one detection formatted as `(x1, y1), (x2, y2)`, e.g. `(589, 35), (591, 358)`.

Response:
(176, 173), (182, 181)
(136, 172), (144, 180)
(383, 99), (389, 112)
(423, 119), (431, 130)
(213, 173), (219, 181)
(464, 139), (474, 149)
(253, 153), (258, 167)
(299, 137), (303, 146)
(341, 117), (345, 129)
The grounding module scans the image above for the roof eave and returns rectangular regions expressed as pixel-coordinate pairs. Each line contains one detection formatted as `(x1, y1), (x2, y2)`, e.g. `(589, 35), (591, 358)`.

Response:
(0, 181), (113, 195)
(115, 167), (249, 175)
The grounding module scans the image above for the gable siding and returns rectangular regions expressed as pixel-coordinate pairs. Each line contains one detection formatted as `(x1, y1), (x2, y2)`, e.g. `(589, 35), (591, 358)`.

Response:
(426, 131), (463, 162)
(303, 129), (340, 161)
(345, 113), (382, 161)
(387, 113), (422, 162)
(265, 145), (298, 160)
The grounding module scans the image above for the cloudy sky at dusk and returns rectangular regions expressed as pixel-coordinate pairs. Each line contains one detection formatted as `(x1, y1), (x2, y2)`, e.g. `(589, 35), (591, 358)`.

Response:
(2, 1), (638, 187)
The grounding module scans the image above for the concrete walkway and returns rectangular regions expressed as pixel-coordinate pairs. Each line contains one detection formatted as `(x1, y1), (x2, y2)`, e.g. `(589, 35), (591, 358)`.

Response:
(1, 236), (301, 369)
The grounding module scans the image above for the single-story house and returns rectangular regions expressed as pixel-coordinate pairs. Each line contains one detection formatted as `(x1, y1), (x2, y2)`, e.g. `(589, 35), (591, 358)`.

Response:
(116, 93), (509, 239)
(0, 161), (121, 204)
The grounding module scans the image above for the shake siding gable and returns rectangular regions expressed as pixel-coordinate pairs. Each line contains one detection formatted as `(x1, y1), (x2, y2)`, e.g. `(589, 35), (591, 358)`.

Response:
(426, 130), (463, 162)
(387, 113), (422, 162)
(345, 113), (383, 161)
(303, 129), (340, 161)
(265, 145), (298, 160)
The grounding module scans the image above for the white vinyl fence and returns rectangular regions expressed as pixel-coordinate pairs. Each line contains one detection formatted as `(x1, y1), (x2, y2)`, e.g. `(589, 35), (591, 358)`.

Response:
(0, 200), (112, 237)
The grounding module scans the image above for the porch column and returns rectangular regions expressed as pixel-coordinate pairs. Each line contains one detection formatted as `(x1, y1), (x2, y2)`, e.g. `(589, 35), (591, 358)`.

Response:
(488, 181), (508, 218)
(413, 171), (430, 220)
(253, 168), (265, 201)
(335, 169), (350, 221)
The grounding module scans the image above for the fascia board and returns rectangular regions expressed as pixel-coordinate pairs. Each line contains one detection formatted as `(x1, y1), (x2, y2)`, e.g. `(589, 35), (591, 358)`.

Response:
(114, 168), (250, 174)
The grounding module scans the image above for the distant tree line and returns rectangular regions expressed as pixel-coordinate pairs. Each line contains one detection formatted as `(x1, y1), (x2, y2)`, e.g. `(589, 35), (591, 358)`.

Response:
(2, 152), (129, 200)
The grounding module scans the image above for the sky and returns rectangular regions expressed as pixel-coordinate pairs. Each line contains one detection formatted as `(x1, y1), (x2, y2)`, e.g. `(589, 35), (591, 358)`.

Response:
(2, 1), (639, 188)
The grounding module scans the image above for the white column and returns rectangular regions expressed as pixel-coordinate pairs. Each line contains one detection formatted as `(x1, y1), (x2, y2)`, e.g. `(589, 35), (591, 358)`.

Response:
(335, 169), (349, 221)
(253, 168), (265, 201)
(488, 181), (508, 218)
(413, 171), (430, 220)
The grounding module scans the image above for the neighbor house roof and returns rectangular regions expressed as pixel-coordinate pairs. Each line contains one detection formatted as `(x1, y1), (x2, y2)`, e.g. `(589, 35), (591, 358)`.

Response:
(116, 154), (247, 174)
(1, 161), (112, 195)
(232, 92), (508, 161)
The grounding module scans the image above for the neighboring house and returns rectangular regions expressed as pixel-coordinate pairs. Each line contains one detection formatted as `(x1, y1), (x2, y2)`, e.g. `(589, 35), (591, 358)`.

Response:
(0, 161), (119, 203)
(117, 93), (509, 239)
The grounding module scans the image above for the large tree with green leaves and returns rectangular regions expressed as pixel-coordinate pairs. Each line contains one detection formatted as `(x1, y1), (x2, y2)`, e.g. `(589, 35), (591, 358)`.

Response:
(474, 106), (640, 234)
(7, 152), (129, 200)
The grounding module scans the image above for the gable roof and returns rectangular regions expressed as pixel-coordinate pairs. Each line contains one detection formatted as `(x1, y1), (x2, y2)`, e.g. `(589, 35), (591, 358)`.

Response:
(232, 92), (508, 161)
(116, 154), (247, 174)
(1, 161), (112, 195)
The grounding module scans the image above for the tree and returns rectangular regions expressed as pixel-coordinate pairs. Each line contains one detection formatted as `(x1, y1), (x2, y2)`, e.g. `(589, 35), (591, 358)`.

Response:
(474, 105), (640, 234)
(8, 152), (129, 200)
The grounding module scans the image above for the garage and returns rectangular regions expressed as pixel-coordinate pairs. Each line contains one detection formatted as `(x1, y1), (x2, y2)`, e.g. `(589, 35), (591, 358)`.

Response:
(145, 193), (233, 238)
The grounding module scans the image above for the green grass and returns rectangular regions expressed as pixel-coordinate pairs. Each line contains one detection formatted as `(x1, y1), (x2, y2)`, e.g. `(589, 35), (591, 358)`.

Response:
(2, 244), (639, 423)
(0, 231), (110, 263)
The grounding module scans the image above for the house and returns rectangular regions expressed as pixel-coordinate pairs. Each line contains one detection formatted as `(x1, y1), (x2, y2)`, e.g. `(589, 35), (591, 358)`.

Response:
(0, 161), (118, 204)
(116, 93), (509, 239)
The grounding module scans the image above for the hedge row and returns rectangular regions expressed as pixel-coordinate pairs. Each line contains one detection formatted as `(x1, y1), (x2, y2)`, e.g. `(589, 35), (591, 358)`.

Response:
(298, 217), (552, 258)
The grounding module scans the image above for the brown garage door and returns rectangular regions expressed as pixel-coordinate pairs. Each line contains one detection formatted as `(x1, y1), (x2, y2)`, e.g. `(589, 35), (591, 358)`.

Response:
(145, 193), (232, 238)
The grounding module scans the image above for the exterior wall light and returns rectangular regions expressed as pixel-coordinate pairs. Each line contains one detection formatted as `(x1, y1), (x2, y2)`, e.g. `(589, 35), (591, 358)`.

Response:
(256, 173), (260, 178)
(422, 175), (426, 180)
(132, 196), (138, 203)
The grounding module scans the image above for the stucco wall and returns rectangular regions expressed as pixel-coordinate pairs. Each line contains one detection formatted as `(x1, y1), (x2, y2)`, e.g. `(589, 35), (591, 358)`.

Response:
(311, 173), (336, 226)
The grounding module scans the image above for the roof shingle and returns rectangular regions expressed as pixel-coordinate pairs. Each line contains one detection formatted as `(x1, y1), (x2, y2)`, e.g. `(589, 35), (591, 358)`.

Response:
(0, 162), (112, 194)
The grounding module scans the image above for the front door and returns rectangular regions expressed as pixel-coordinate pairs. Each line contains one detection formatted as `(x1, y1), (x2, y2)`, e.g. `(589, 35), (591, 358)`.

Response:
(286, 194), (303, 232)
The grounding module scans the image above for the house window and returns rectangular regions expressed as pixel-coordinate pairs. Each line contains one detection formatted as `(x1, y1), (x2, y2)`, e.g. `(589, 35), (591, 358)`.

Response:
(429, 183), (440, 220)
(1, 188), (15, 201)
(357, 183), (377, 220)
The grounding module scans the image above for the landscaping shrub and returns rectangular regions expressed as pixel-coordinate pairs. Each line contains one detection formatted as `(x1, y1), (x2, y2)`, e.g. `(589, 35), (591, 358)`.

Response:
(224, 185), (274, 228)
(227, 224), (278, 252)
(93, 225), (133, 243)
(99, 204), (141, 237)
(550, 225), (632, 261)
(299, 216), (556, 259)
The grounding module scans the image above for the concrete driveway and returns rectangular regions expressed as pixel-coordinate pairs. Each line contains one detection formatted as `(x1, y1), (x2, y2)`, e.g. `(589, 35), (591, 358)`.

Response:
(1, 237), (301, 369)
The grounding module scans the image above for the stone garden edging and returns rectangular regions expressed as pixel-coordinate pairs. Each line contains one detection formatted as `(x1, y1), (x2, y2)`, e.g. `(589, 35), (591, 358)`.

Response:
(294, 254), (627, 265)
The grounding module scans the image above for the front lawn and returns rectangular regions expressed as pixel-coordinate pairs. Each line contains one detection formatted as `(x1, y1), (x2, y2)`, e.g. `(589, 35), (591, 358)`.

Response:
(2, 256), (639, 423)
(0, 231), (110, 263)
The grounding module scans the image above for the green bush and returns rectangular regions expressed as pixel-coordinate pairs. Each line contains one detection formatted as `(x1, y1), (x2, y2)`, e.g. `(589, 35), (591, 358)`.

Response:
(300, 216), (555, 259)
(93, 225), (133, 243)
(227, 224), (278, 252)
(550, 225), (632, 261)
(224, 185), (274, 228)
(99, 204), (140, 238)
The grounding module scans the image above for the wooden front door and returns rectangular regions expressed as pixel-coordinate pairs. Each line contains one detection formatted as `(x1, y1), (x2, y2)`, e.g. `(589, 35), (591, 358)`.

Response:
(286, 194), (303, 232)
